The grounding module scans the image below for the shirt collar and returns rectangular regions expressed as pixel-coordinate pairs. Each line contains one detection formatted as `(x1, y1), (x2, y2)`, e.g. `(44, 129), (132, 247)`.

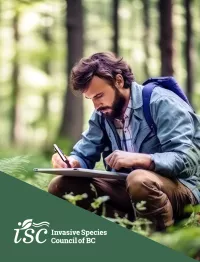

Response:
(131, 81), (143, 109)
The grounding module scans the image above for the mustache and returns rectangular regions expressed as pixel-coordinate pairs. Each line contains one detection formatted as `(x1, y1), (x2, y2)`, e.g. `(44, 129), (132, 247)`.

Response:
(97, 106), (112, 112)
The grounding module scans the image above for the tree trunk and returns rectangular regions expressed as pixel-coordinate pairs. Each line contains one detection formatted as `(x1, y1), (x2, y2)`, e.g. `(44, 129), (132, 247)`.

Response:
(158, 0), (174, 76)
(41, 13), (52, 144)
(112, 0), (119, 55)
(142, 0), (150, 78)
(10, 9), (21, 144)
(59, 0), (84, 143)
(184, 0), (193, 104)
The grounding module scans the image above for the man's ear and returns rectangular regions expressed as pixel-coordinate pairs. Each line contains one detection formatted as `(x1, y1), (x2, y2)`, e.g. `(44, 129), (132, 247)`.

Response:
(115, 74), (124, 90)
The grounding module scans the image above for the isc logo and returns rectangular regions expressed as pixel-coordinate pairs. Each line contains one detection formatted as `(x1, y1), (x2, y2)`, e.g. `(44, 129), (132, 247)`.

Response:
(14, 219), (49, 244)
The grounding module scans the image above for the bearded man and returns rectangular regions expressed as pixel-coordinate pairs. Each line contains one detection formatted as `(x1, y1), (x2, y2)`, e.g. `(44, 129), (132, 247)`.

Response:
(48, 52), (200, 231)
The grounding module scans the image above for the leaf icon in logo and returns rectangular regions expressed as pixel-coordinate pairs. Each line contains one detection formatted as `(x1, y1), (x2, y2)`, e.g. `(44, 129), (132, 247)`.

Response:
(21, 219), (33, 230)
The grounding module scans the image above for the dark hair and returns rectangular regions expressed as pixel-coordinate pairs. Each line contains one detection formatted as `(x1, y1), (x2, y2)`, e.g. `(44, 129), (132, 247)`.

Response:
(70, 52), (134, 92)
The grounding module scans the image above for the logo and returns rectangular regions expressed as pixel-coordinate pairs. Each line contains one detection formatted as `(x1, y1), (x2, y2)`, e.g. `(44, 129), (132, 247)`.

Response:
(14, 219), (50, 244)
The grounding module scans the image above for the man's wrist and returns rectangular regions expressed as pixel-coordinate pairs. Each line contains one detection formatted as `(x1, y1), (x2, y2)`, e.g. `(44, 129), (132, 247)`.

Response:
(134, 153), (155, 170)
(144, 154), (155, 170)
(148, 158), (155, 171)
(68, 156), (81, 168)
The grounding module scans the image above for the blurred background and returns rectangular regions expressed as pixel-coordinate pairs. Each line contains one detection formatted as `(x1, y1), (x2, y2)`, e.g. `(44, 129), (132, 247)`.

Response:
(0, 0), (200, 188)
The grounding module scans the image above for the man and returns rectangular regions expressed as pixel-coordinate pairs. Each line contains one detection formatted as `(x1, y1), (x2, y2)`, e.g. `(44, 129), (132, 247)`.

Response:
(49, 52), (200, 231)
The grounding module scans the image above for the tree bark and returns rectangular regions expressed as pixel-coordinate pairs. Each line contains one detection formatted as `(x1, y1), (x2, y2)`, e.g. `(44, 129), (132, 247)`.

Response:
(184, 0), (193, 104)
(112, 0), (119, 55)
(158, 0), (174, 76)
(59, 0), (84, 143)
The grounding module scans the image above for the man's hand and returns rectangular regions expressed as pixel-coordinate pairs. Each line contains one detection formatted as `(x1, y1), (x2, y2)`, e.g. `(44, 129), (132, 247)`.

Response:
(52, 153), (81, 168)
(105, 150), (153, 170)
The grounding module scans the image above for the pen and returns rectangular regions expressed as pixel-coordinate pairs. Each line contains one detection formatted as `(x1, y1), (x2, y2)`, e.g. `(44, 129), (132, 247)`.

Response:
(53, 144), (71, 168)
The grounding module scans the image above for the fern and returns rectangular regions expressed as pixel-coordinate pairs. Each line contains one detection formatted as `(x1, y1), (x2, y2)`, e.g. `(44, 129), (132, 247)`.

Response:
(0, 155), (30, 179)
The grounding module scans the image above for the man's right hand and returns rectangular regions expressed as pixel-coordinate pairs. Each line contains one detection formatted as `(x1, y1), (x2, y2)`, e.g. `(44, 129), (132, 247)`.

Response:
(52, 153), (81, 168)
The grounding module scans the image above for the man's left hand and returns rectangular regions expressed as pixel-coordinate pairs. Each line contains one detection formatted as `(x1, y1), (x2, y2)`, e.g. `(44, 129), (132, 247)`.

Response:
(105, 150), (153, 170)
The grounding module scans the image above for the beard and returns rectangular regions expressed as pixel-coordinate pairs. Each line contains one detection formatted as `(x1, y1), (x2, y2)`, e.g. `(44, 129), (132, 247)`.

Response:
(98, 88), (126, 120)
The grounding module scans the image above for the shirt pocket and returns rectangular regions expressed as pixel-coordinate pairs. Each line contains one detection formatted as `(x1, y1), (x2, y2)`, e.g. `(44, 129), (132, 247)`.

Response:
(140, 134), (162, 154)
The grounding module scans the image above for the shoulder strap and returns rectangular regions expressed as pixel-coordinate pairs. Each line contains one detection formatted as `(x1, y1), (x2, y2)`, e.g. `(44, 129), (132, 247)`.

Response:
(142, 82), (157, 133)
(142, 76), (194, 133)
(143, 77), (191, 105)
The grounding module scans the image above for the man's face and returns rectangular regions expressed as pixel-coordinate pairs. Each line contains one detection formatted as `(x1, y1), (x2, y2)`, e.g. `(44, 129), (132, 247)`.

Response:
(84, 76), (126, 119)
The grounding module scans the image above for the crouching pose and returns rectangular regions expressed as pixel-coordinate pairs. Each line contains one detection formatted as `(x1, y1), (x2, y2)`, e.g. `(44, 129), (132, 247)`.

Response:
(49, 52), (200, 231)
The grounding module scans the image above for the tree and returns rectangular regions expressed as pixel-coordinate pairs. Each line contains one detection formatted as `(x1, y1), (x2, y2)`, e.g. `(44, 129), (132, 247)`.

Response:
(59, 0), (84, 144)
(112, 0), (119, 55)
(41, 11), (53, 145)
(10, 7), (21, 144)
(184, 0), (193, 104)
(158, 0), (174, 76)
(142, 0), (150, 78)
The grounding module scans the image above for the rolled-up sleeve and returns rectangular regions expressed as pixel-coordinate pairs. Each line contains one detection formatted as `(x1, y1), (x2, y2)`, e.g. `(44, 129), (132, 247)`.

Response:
(150, 95), (200, 178)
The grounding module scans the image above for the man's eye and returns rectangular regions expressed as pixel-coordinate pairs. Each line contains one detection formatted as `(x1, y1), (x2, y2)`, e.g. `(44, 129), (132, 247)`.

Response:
(96, 94), (103, 99)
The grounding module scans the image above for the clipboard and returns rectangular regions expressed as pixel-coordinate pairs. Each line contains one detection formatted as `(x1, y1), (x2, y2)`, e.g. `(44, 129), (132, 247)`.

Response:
(33, 168), (128, 180)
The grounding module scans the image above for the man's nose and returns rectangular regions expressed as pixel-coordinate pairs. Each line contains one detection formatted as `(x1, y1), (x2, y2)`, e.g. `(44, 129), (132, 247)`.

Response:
(93, 100), (102, 110)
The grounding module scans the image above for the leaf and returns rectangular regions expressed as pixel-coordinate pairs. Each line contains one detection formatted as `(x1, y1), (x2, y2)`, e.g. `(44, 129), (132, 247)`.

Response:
(91, 196), (110, 209)
(0, 156), (30, 177)
(21, 219), (33, 229)
(136, 201), (146, 211)
(63, 193), (88, 205)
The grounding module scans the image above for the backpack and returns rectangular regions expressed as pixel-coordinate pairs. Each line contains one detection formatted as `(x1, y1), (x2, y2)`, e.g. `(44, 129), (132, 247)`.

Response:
(142, 76), (193, 133)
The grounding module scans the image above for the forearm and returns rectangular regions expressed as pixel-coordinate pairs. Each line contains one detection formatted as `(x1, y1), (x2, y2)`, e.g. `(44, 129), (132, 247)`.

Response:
(133, 153), (155, 170)
(105, 151), (155, 171)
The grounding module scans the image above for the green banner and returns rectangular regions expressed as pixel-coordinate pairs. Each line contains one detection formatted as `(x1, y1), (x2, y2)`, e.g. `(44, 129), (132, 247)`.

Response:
(0, 171), (195, 262)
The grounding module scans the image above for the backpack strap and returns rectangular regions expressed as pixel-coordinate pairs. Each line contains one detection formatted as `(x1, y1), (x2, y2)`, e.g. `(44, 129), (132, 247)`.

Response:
(142, 76), (194, 134)
(142, 82), (157, 134)
(143, 77), (191, 105)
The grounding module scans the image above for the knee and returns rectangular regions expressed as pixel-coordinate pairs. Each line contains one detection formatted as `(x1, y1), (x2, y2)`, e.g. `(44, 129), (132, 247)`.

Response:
(126, 169), (152, 201)
(48, 175), (91, 199)
(48, 175), (68, 198)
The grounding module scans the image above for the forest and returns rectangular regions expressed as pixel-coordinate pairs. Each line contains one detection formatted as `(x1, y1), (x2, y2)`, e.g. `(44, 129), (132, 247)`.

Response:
(0, 0), (200, 259)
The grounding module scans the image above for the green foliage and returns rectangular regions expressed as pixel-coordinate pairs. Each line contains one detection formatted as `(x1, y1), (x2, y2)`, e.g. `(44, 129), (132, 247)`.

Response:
(0, 155), (30, 180)
(151, 209), (200, 258)
(0, 150), (53, 191)
(107, 216), (153, 237)
(62, 186), (200, 258)
(136, 200), (147, 211)
(91, 196), (110, 210)
(152, 226), (200, 258)
(63, 193), (88, 205)
(0, 154), (200, 259)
